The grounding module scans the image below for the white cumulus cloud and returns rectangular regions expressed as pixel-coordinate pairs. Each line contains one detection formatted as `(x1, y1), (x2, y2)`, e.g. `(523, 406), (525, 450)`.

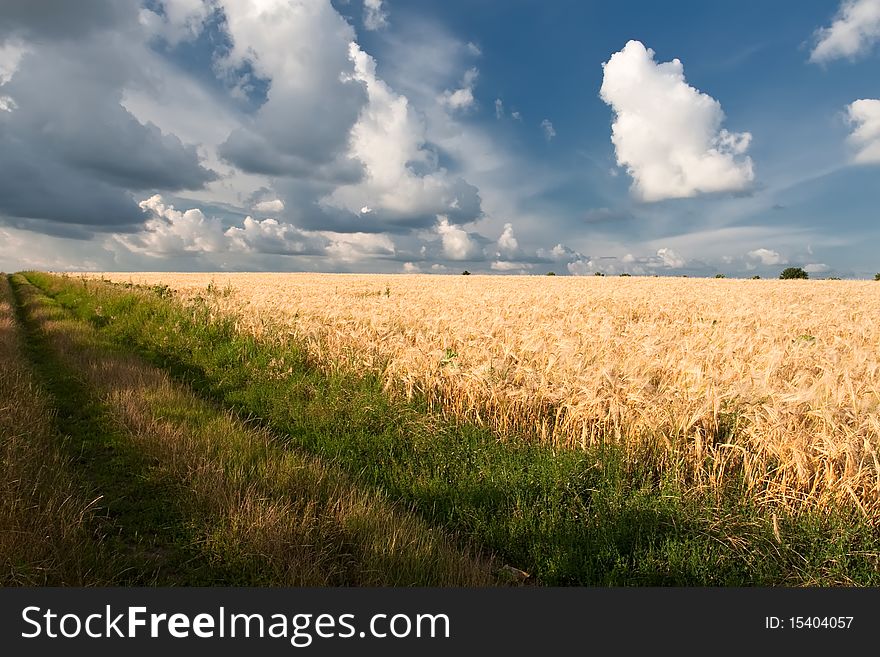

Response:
(226, 217), (325, 256)
(116, 195), (400, 262)
(436, 216), (478, 260)
(322, 231), (396, 262)
(0, 39), (27, 85)
(599, 40), (754, 202)
(215, 0), (365, 179)
(567, 258), (597, 276)
(363, 0), (389, 31)
(440, 67), (479, 111)
(115, 194), (227, 257)
(491, 260), (533, 272)
(804, 263), (831, 273)
(0, 39), (27, 113)
(810, 0), (880, 63)
(747, 248), (786, 266)
(324, 44), (480, 222)
(656, 247), (686, 269)
(847, 98), (880, 163)
(252, 198), (285, 214)
(541, 119), (556, 140)
(537, 243), (578, 262)
(497, 222), (518, 256)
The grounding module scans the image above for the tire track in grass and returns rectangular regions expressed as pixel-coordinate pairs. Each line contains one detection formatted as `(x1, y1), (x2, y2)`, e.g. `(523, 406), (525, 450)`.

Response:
(10, 273), (225, 585)
(0, 275), (117, 585)
(10, 274), (494, 586)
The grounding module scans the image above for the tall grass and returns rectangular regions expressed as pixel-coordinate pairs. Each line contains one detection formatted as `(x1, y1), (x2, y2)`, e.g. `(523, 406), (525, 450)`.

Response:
(12, 273), (493, 586)
(0, 275), (111, 585)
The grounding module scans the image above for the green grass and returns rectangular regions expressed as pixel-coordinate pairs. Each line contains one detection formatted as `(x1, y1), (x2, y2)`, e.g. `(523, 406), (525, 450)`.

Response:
(9, 273), (237, 584)
(9, 273), (489, 586)
(23, 271), (880, 585)
(1, 276), (115, 585)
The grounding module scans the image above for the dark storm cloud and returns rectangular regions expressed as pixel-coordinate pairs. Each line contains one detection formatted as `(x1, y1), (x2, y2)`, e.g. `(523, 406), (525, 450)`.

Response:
(0, 130), (147, 229)
(442, 177), (483, 224)
(218, 127), (364, 183)
(0, 0), (139, 41)
(212, 2), (369, 182)
(0, 20), (216, 232)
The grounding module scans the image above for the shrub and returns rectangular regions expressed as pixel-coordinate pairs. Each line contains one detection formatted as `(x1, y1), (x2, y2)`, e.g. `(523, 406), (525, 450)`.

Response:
(874, 273), (880, 281)
(780, 267), (808, 280)
(546, 272), (556, 276)
(461, 270), (471, 276)
(715, 274), (726, 279)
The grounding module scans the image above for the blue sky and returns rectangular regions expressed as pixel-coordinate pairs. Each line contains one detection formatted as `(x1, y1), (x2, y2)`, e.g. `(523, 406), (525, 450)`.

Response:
(1, 0), (878, 276)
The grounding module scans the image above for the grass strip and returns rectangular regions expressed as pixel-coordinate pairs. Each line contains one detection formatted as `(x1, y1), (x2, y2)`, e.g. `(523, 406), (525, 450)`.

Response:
(0, 275), (119, 585)
(27, 271), (880, 586)
(12, 273), (492, 586)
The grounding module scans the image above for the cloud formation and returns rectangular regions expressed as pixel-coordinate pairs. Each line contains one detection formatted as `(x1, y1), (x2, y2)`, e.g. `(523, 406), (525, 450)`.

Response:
(847, 98), (880, 163)
(363, 0), (389, 31)
(225, 217), (326, 256)
(252, 198), (285, 214)
(116, 194), (227, 256)
(0, 1), (216, 233)
(436, 216), (479, 260)
(216, 0), (367, 181)
(810, 0), (880, 63)
(0, 40), (26, 85)
(140, 0), (213, 46)
(1, 1), (865, 277)
(440, 67), (478, 111)
(0, 0), (138, 41)
(747, 248), (786, 266)
(116, 195), (398, 263)
(491, 260), (532, 272)
(600, 40), (754, 202)
(323, 44), (482, 227)
(656, 247), (686, 269)
(496, 222), (519, 256)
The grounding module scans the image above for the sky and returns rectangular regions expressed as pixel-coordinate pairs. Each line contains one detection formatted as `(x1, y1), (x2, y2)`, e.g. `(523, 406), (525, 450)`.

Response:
(0, 0), (878, 277)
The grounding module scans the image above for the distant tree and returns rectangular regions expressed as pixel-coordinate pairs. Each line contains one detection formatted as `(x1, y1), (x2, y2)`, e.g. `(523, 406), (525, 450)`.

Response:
(751, 275), (761, 279)
(780, 267), (808, 280)
(874, 273), (880, 281)
(546, 271), (556, 276)
(619, 273), (631, 277)
(826, 277), (841, 280)
(715, 273), (726, 278)
(594, 271), (605, 276)
(461, 270), (471, 276)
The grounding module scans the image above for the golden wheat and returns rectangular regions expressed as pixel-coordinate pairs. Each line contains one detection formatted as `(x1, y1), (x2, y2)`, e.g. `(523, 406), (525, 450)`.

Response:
(86, 272), (880, 516)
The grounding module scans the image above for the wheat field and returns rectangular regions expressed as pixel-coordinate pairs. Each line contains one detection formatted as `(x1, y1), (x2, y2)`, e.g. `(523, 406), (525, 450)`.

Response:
(88, 273), (880, 516)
